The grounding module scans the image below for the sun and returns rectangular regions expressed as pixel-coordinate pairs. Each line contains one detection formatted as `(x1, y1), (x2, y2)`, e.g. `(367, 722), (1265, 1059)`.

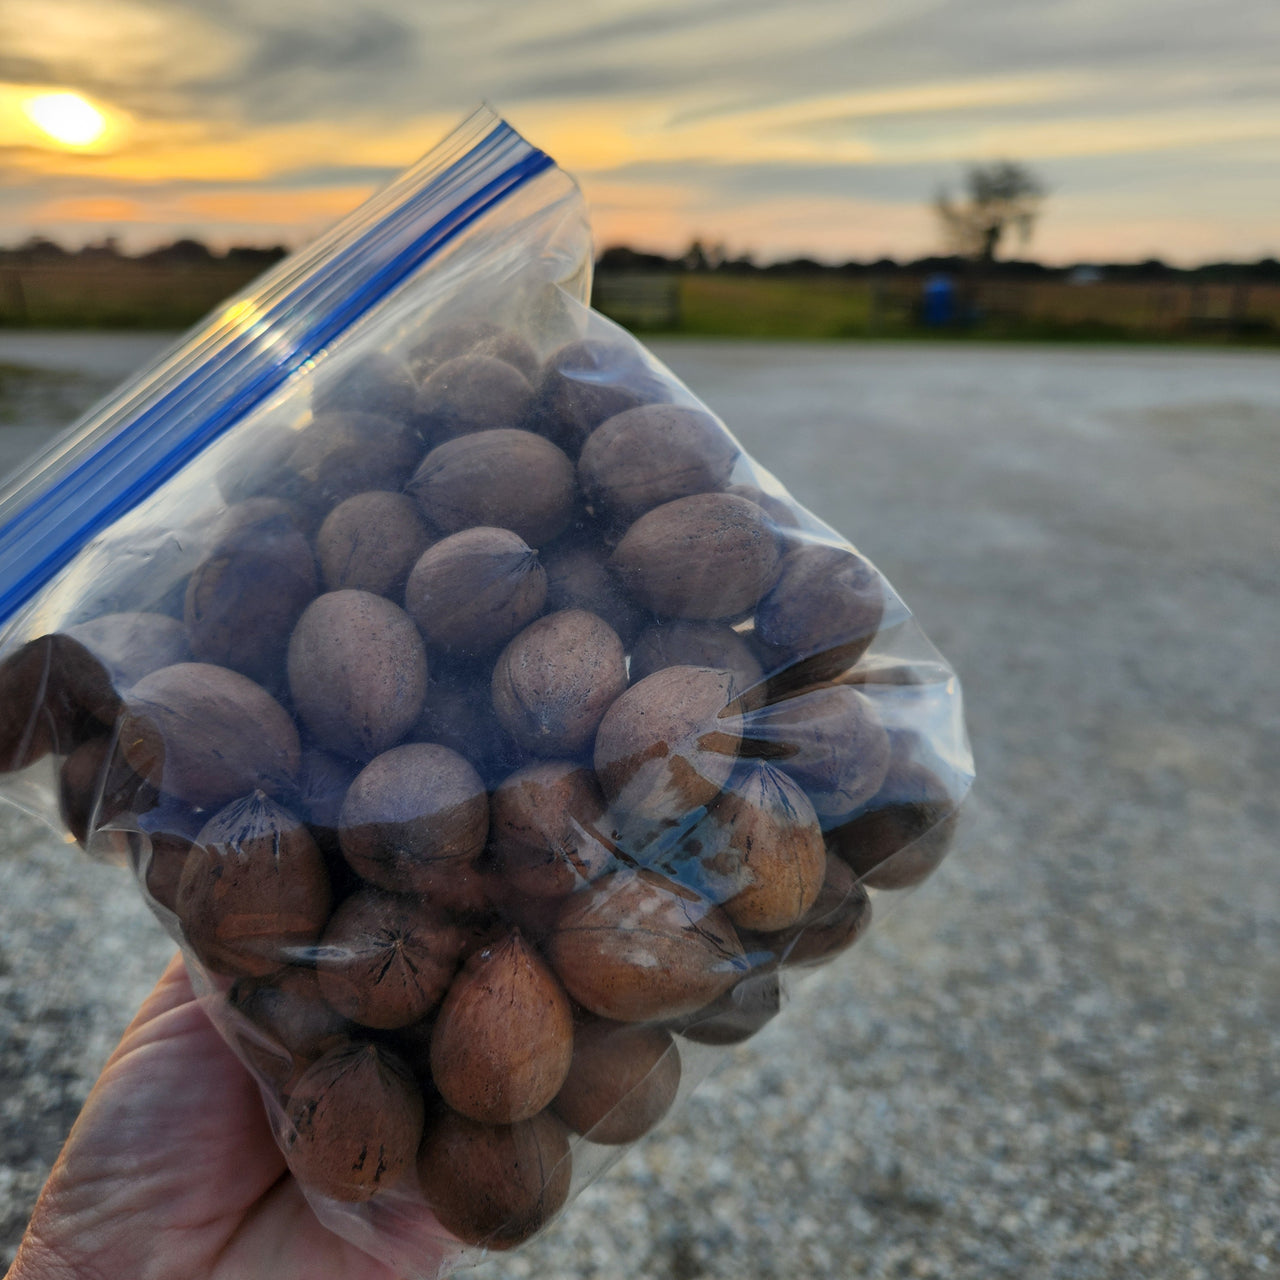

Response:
(22, 91), (106, 147)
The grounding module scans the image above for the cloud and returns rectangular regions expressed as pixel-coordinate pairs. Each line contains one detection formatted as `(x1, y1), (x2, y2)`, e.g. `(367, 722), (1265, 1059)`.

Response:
(590, 157), (938, 204)
(180, 6), (423, 123)
(1, 0), (1279, 261)
(0, 0), (244, 117)
(504, 0), (790, 57)
(5, 0), (1278, 134)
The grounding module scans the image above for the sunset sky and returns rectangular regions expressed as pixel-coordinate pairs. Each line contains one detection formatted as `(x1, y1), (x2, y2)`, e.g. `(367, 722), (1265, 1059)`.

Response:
(1, 0), (1277, 265)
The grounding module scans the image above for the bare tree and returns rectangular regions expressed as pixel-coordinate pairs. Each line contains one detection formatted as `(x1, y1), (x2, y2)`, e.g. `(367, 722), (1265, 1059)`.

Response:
(935, 162), (1047, 262)
(681, 238), (727, 272)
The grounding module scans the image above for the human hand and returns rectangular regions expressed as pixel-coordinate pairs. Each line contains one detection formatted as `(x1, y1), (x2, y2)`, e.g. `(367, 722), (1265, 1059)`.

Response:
(10, 952), (435, 1280)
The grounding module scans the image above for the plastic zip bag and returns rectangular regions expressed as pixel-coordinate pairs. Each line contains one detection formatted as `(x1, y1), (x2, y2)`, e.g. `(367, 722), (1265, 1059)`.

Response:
(0, 106), (973, 1275)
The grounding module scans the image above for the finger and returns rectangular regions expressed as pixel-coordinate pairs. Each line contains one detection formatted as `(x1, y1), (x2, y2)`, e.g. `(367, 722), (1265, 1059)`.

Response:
(109, 950), (192, 1048)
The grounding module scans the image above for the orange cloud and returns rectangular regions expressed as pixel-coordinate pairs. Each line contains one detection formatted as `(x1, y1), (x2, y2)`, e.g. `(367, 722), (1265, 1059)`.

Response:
(5, 108), (459, 184)
(582, 178), (938, 263)
(31, 194), (149, 222)
(179, 186), (375, 226)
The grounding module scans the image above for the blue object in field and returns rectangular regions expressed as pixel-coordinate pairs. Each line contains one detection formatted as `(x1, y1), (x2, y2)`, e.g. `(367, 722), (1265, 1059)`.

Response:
(922, 273), (955, 326)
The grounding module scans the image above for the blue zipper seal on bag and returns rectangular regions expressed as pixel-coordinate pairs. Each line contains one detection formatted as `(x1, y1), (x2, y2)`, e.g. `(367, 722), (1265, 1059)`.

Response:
(0, 109), (553, 630)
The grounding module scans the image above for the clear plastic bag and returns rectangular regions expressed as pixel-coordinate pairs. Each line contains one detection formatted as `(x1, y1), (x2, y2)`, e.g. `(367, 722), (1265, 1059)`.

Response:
(0, 107), (973, 1275)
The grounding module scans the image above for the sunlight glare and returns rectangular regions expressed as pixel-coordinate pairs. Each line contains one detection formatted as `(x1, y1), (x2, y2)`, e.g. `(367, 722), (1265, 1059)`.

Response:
(22, 91), (105, 147)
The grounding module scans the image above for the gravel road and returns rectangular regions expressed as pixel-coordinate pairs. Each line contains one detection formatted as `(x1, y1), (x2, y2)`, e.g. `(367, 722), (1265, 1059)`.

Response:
(1, 333), (1277, 1278)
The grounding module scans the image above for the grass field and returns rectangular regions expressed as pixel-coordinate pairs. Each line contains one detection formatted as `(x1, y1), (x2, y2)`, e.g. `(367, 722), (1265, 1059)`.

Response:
(677, 274), (875, 338)
(0, 263), (262, 328)
(599, 273), (1280, 346)
(2, 261), (1277, 346)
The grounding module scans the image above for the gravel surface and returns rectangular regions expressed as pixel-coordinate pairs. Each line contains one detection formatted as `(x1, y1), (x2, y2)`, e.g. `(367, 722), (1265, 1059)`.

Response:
(1, 334), (1277, 1278)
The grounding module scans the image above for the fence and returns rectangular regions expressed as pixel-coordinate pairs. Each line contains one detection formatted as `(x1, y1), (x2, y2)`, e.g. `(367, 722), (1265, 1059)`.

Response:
(0, 263), (265, 327)
(589, 274), (681, 331)
(839, 276), (1280, 338)
(2, 262), (1276, 340)
(591, 272), (1280, 340)
(952, 278), (1278, 337)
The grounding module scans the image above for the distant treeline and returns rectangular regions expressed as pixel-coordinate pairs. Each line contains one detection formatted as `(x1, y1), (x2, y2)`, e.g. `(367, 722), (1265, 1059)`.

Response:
(0, 238), (288, 327)
(597, 241), (1280, 286)
(4, 234), (1278, 286)
(0, 236), (287, 269)
(3, 234), (1278, 340)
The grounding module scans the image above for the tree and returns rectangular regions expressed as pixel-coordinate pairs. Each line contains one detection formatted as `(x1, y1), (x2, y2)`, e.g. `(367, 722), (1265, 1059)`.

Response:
(596, 245), (677, 273)
(935, 162), (1047, 263)
(12, 236), (68, 262)
(681, 238), (727, 272)
(140, 237), (217, 265)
